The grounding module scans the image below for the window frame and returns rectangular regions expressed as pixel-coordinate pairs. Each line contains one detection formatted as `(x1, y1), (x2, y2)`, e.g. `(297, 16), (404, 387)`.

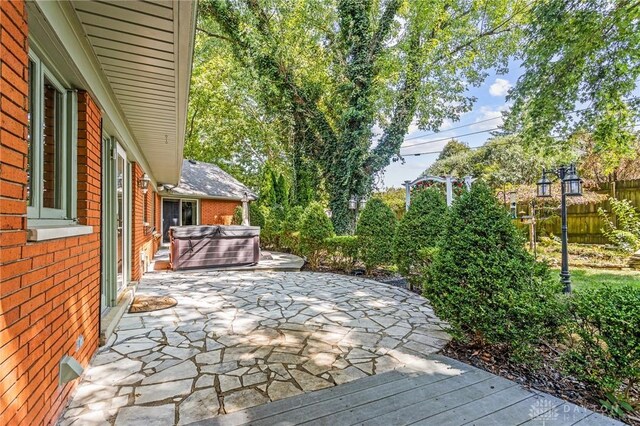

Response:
(27, 47), (77, 225)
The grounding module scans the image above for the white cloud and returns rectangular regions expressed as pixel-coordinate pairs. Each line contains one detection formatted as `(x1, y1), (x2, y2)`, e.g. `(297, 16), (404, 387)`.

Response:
(400, 137), (452, 156)
(489, 78), (512, 97)
(470, 106), (508, 131)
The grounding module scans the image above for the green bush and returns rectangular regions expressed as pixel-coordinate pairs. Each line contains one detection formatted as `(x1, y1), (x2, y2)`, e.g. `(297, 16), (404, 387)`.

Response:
(231, 205), (243, 225)
(261, 205), (285, 249)
(281, 205), (305, 253)
(356, 198), (398, 273)
(563, 285), (639, 400)
(393, 187), (447, 287)
(599, 197), (640, 252)
(424, 183), (566, 361)
(324, 235), (359, 271)
(249, 203), (266, 228)
(300, 202), (334, 268)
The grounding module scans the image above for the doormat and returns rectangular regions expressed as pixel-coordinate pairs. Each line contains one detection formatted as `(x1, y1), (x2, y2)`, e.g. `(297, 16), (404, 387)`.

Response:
(128, 295), (177, 313)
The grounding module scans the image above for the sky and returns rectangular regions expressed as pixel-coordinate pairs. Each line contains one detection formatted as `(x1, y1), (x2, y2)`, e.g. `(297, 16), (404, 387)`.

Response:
(380, 62), (524, 188)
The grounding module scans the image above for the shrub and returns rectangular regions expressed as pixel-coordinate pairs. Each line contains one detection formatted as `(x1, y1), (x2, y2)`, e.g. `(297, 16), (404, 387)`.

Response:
(281, 205), (305, 253)
(324, 235), (359, 271)
(249, 203), (266, 228)
(563, 285), (639, 400)
(424, 183), (566, 361)
(231, 205), (243, 225)
(599, 197), (640, 252)
(261, 205), (285, 249)
(356, 198), (398, 273)
(300, 202), (334, 268)
(393, 187), (447, 288)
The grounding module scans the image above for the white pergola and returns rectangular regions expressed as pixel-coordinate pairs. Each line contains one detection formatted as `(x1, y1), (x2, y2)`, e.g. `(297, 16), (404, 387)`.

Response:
(403, 175), (476, 210)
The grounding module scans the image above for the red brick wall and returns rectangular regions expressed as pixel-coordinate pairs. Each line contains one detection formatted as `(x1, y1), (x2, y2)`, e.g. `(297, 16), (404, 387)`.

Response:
(201, 199), (240, 225)
(0, 3), (103, 419)
(130, 163), (159, 282)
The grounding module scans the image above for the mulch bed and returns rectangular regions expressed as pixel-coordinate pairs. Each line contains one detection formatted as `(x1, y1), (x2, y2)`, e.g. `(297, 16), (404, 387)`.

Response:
(441, 340), (639, 425)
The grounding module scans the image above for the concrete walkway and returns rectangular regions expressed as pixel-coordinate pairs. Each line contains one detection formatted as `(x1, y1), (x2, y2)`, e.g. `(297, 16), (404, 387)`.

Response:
(59, 271), (620, 425)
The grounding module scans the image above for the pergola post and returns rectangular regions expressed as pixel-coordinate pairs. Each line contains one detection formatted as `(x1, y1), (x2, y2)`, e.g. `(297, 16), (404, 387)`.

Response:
(242, 200), (250, 226)
(445, 176), (453, 206)
(403, 180), (411, 212)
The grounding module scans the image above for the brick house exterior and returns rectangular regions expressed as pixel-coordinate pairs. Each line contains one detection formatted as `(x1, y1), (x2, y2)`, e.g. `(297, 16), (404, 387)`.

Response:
(0, 1), (196, 424)
(158, 160), (256, 241)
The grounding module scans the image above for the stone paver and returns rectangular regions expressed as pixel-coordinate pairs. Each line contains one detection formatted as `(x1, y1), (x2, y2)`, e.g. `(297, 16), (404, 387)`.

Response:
(59, 271), (449, 425)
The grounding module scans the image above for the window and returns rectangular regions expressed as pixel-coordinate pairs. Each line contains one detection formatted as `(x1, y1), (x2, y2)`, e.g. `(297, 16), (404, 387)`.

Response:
(27, 49), (77, 223)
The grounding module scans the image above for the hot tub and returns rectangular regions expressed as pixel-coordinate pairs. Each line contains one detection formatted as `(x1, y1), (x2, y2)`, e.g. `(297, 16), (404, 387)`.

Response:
(169, 225), (260, 271)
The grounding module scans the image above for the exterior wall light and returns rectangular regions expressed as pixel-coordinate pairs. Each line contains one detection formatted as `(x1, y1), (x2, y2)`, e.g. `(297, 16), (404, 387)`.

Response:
(138, 173), (151, 194)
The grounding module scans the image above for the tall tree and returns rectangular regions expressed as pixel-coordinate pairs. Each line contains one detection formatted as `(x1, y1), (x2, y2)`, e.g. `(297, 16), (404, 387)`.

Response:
(197, 0), (527, 232)
(507, 0), (640, 173)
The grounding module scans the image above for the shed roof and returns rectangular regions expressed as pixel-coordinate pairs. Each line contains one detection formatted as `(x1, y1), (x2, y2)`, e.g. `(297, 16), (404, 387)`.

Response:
(161, 159), (257, 201)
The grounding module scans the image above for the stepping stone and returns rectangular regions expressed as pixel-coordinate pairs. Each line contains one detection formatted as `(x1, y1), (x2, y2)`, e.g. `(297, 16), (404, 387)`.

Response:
(219, 375), (242, 392)
(141, 360), (197, 385)
(267, 353), (308, 364)
(195, 350), (221, 365)
(330, 366), (368, 385)
(195, 375), (215, 389)
(134, 379), (192, 404)
(243, 372), (268, 387)
(177, 388), (220, 425)
(223, 389), (269, 413)
(290, 370), (333, 392)
(267, 381), (304, 401)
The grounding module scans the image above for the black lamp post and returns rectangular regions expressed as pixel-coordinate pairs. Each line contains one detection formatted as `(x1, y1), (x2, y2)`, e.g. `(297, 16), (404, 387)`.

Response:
(536, 164), (582, 293)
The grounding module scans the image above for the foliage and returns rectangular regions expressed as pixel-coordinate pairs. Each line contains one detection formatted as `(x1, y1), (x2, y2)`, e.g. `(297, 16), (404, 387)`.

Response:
(231, 205), (243, 225)
(598, 197), (640, 252)
(507, 0), (640, 173)
(261, 205), (286, 249)
(324, 235), (359, 271)
(563, 285), (639, 406)
(356, 198), (398, 273)
(393, 188), (447, 288)
(424, 183), (566, 361)
(249, 203), (266, 228)
(281, 205), (305, 252)
(197, 0), (527, 233)
(436, 139), (470, 161)
(426, 136), (565, 188)
(374, 188), (406, 220)
(300, 202), (334, 268)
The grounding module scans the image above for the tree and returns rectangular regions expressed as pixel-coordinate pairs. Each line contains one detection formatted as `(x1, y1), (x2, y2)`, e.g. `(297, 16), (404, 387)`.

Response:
(435, 140), (470, 162)
(393, 187), (447, 286)
(356, 198), (398, 273)
(507, 0), (640, 174)
(424, 183), (565, 360)
(197, 0), (528, 232)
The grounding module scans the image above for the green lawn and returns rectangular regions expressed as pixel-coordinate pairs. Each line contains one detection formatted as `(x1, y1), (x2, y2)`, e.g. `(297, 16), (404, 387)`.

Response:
(554, 268), (640, 292)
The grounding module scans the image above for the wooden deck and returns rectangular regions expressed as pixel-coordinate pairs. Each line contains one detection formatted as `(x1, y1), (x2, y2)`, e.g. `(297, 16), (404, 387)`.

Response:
(197, 355), (622, 426)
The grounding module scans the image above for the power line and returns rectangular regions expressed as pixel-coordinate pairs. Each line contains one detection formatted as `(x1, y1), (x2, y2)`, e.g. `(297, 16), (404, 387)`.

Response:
(399, 96), (640, 152)
(402, 116), (503, 142)
(401, 127), (501, 150)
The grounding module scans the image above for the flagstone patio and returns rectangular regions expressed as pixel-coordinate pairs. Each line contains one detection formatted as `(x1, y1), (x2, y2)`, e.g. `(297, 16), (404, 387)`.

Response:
(59, 271), (451, 425)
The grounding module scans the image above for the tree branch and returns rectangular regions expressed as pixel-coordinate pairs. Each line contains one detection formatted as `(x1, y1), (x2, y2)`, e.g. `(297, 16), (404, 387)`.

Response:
(196, 27), (236, 44)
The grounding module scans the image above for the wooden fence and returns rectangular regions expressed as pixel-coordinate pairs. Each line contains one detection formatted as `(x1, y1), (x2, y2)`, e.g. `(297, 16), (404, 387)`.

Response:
(515, 179), (640, 245)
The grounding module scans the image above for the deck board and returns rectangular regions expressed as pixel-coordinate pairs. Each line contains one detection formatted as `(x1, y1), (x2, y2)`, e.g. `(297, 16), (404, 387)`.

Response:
(195, 355), (623, 426)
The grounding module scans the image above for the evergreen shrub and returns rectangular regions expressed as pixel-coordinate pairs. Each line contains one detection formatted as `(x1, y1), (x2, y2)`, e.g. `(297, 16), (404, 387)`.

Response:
(393, 187), (447, 287)
(424, 183), (566, 361)
(356, 198), (398, 273)
(324, 235), (359, 270)
(300, 202), (334, 268)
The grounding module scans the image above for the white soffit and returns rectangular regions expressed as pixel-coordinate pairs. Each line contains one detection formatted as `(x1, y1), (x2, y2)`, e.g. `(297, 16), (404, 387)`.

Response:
(71, 0), (196, 184)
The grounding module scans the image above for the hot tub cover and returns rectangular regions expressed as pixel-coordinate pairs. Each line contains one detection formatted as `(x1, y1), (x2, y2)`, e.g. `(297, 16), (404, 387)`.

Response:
(170, 225), (260, 239)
